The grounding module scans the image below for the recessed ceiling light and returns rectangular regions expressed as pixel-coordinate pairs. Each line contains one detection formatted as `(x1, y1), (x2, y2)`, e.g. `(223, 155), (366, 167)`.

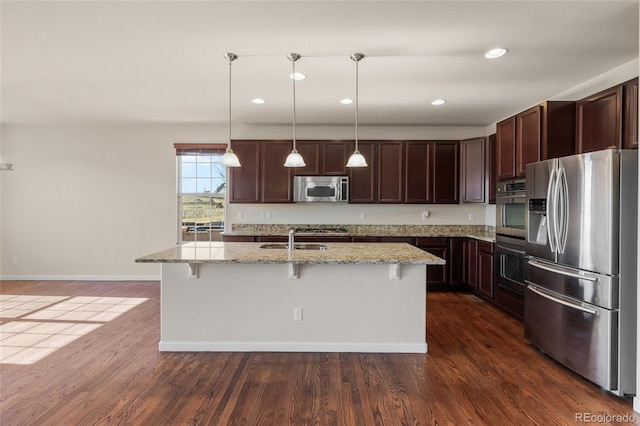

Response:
(431, 99), (447, 106)
(289, 72), (306, 81)
(484, 48), (508, 59)
(252, 98), (266, 104)
(340, 98), (354, 105)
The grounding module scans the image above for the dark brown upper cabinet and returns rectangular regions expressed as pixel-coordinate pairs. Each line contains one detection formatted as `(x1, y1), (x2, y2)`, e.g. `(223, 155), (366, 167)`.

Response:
(623, 78), (638, 150)
(229, 140), (261, 203)
(432, 141), (459, 204)
(405, 141), (433, 203)
(487, 134), (497, 204)
(323, 141), (350, 175)
(294, 141), (322, 175)
(460, 137), (486, 203)
(294, 140), (349, 175)
(497, 101), (575, 180)
(348, 141), (377, 203)
(228, 140), (292, 203)
(496, 116), (516, 180)
(260, 140), (293, 203)
(576, 85), (622, 153)
(516, 105), (542, 177)
(377, 141), (404, 203)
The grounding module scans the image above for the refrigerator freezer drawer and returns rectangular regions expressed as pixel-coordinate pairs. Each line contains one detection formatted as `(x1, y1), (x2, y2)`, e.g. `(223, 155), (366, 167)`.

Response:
(525, 285), (618, 393)
(526, 258), (617, 309)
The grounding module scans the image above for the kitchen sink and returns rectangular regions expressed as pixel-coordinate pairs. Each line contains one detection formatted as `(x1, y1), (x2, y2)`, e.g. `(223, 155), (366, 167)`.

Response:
(259, 243), (328, 250)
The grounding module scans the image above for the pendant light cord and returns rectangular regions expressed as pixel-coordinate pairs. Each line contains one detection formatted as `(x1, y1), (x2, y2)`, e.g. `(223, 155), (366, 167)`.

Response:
(355, 58), (359, 152)
(228, 57), (232, 147)
(292, 58), (297, 151)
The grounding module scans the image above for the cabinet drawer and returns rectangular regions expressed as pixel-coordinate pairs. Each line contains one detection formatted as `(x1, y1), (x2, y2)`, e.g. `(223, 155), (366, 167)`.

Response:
(415, 237), (448, 247)
(478, 240), (494, 254)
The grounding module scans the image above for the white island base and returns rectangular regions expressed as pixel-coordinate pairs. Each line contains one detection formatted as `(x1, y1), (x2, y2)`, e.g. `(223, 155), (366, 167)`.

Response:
(160, 262), (427, 353)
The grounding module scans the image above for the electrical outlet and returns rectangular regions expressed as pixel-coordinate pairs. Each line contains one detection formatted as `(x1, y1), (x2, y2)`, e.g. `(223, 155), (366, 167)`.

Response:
(265, 211), (271, 220)
(260, 211), (266, 220)
(360, 212), (366, 220)
(293, 307), (303, 321)
(468, 213), (474, 221)
(237, 211), (244, 220)
(422, 211), (430, 220)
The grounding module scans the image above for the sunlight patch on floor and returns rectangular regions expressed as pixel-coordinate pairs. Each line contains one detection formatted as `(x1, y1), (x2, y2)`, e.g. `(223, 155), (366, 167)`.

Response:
(0, 294), (148, 365)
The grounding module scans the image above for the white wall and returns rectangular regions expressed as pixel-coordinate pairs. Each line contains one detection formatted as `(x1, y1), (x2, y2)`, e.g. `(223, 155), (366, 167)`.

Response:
(1, 61), (637, 280)
(0, 122), (488, 279)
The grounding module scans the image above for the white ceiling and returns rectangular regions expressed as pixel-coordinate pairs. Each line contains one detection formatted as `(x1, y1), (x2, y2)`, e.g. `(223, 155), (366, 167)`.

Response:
(1, 1), (638, 127)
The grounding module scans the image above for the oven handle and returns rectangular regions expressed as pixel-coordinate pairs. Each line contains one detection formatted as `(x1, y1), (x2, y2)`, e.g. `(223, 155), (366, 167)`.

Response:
(497, 283), (524, 297)
(527, 284), (599, 316)
(527, 259), (598, 282)
(496, 244), (525, 256)
(496, 194), (526, 201)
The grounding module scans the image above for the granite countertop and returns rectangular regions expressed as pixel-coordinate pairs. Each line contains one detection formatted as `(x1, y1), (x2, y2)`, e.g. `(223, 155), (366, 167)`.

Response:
(224, 224), (496, 243)
(135, 242), (446, 265)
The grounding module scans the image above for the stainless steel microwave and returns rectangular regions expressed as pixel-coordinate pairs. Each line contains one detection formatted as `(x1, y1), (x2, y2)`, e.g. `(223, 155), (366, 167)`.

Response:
(293, 176), (348, 202)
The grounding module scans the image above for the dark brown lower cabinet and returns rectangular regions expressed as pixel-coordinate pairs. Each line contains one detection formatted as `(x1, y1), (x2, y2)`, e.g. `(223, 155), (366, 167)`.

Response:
(222, 235), (256, 242)
(466, 239), (478, 290)
(477, 241), (494, 299)
(449, 238), (466, 288)
(415, 238), (449, 291)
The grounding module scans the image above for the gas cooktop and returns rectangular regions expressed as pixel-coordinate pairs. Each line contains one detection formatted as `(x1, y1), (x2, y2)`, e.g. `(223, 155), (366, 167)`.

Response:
(294, 227), (349, 234)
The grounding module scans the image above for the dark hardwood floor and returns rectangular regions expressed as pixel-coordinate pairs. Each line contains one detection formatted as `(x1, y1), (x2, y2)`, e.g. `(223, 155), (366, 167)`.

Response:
(0, 280), (637, 425)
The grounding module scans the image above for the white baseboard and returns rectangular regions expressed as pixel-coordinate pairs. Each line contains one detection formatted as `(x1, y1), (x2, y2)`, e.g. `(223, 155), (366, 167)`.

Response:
(634, 396), (640, 414)
(0, 275), (160, 281)
(158, 341), (428, 353)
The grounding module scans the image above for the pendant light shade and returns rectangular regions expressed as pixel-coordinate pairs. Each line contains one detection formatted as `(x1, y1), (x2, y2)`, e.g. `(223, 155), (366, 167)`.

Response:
(284, 53), (306, 168)
(220, 53), (241, 167)
(347, 53), (367, 168)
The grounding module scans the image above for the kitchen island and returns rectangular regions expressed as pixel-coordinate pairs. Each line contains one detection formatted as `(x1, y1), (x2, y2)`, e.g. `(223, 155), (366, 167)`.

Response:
(136, 241), (444, 353)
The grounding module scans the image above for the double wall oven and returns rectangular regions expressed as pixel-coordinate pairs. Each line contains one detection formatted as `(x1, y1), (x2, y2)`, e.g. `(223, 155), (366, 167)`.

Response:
(495, 179), (526, 316)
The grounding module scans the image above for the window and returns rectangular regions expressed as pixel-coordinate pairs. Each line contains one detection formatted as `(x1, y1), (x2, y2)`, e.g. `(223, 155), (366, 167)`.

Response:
(175, 144), (227, 242)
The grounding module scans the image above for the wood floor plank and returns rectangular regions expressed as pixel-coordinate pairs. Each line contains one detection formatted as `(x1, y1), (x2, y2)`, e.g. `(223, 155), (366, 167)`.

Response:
(1, 281), (638, 425)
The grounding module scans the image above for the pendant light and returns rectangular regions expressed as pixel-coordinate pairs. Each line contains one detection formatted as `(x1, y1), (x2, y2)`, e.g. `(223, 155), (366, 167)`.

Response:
(284, 53), (306, 167)
(220, 53), (241, 167)
(346, 53), (368, 168)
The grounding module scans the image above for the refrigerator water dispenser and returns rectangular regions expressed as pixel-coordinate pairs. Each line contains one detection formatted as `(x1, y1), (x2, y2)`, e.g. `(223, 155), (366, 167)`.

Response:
(528, 198), (547, 245)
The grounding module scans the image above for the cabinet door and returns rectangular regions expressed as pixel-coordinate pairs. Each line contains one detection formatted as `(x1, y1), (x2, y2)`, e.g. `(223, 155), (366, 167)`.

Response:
(323, 141), (349, 175)
(516, 105), (541, 177)
(460, 137), (486, 203)
(405, 141), (432, 203)
(466, 239), (478, 290)
(349, 141), (377, 203)
(261, 141), (293, 203)
(496, 117), (516, 180)
(229, 140), (260, 203)
(377, 141), (404, 203)
(542, 101), (576, 160)
(449, 238), (466, 286)
(623, 78), (638, 150)
(432, 141), (459, 204)
(294, 141), (321, 175)
(478, 249), (494, 299)
(487, 134), (497, 204)
(415, 238), (448, 289)
(576, 86), (622, 153)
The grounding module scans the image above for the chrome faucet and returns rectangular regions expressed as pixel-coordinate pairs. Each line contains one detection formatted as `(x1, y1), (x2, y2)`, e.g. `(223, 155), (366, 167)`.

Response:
(288, 228), (295, 252)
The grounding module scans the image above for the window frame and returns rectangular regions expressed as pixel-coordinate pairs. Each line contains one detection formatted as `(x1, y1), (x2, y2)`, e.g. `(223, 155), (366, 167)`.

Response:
(175, 143), (227, 243)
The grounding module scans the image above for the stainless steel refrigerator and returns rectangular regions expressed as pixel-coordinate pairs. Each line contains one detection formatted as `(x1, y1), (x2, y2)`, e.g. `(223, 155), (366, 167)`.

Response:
(524, 149), (638, 396)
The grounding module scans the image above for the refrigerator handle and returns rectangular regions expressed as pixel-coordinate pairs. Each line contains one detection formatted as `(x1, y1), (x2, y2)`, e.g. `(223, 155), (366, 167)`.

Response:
(528, 284), (599, 316)
(546, 167), (558, 253)
(557, 167), (569, 254)
(527, 259), (599, 282)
